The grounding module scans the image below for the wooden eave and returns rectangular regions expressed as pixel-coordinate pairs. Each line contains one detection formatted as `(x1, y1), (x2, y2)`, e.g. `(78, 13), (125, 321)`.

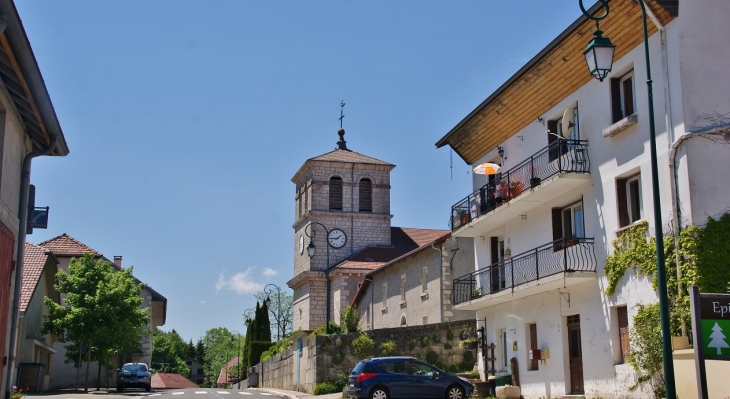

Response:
(0, 0), (69, 156)
(435, 0), (675, 165)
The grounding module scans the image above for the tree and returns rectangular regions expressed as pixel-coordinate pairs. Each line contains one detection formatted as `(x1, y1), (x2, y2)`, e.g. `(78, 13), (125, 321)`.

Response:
(187, 339), (196, 359)
(254, 291), (294, 341)
(196, 339), (206, 361)
(201, 328), (238, 388)
(152, 328), (190, 375)
(340, 305), (359, 333)
(708, 322), (729, 355)
(42, 254), (148, 392)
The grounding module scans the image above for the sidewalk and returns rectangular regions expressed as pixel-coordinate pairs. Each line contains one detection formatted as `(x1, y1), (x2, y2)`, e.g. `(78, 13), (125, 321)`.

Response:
(253, 387), (342, 399)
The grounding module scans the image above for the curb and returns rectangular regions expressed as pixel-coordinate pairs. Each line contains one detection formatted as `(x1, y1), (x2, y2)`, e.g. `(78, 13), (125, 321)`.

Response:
(254, 388), (300, 399)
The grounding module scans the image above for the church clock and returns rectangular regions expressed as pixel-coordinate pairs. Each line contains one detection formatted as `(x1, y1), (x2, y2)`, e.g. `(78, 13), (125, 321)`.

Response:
(327, 228), (347, 249)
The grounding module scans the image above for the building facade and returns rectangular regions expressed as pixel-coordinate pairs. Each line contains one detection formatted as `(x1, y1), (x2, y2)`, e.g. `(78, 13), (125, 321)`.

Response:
(436, 1), (730, 398)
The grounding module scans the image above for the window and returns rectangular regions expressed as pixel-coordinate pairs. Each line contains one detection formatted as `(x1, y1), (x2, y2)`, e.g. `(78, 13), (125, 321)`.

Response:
(329, 177), (343, 210)
(421, 266), (428, 292)
(617, 174), (642, 227)
(409, 362), (437, 377)
(552, 200), (584, 247)
(304, 189), (308, 214)
(401, 315), (407, 326)
(380, 361), (407, 374)
(617, 306), (630, 364)
(528, 323), (539, 370)
(422, 315), (428, 325)
(382, 284), (387, 310)
(400, 275), (406, 303)
(547, 106), (580, 161)
(611, 70), (635, 123)
(359, 178), (372, 212)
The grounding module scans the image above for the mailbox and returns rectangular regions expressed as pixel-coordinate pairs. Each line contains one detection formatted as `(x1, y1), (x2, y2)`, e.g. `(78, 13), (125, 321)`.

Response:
(528, 349), (542, 360)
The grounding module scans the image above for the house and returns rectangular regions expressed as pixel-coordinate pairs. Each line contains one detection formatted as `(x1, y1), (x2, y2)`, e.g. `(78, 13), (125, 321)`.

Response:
(185, 357), (205, 385)
(14, 243), (61, 392)
(36, 233), (167, 389)
(351, 231), (475, 330)
(216, 357), (240, 388)
(0, 0), (70, 395)
(288, 128), (473, 331)
(435, 0), (730, 398)
(151, 372), (199, 390)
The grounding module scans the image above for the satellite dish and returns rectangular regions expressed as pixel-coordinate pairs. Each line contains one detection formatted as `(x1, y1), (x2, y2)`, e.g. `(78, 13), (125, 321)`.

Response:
(561, 108), (574, 138)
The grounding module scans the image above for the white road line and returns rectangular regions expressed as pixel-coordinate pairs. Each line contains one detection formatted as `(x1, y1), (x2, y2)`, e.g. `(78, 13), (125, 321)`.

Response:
(195, 391), (208, 394)
(172, 392), (185, 395)
(238, 392), (252, 395)
(150, 394), (161, 397)
(260, 394), (273, 396)
(216, 392), (230, 395)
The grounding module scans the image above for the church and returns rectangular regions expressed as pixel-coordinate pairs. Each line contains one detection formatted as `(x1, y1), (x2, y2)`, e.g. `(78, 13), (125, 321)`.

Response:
(287, 124), (474, 332)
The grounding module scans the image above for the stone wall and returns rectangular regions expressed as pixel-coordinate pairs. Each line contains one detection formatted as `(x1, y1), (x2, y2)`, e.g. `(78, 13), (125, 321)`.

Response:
(252, 319), (478, 394)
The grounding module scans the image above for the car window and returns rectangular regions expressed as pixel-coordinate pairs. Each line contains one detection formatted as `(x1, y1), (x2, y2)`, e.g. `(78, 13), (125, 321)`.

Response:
(122, 364), (147, 373)
(380, 361), (408, 374)
(409, 362), (436, 377)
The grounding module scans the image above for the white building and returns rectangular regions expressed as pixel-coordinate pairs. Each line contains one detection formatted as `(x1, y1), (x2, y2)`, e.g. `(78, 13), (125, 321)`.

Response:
(436, 1), (730, 398)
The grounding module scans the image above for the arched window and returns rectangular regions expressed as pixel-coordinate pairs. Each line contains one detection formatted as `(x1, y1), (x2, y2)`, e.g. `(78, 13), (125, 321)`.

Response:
(359, 178), (372, 212)
(329, 177), (343, 210)
(400, 315), (407, 326)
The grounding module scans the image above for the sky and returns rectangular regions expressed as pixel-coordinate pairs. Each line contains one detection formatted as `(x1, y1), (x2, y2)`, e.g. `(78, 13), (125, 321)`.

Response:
(17, 1), (587, 342)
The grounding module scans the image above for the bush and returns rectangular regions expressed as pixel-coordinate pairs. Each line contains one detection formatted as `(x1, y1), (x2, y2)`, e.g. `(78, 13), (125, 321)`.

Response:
(309, 322), (343, 337)
(248, 341), (273, 365)
(425, 351), (439, 365)
(380, 340), (397, 357)
(352, 333), (374, 359)
(463, 350), (474, 363)
(446, 324), (454, 341)
(340, 305), (359, 333)
(420, 335), (429, 348)
(313, 382), (340, 395)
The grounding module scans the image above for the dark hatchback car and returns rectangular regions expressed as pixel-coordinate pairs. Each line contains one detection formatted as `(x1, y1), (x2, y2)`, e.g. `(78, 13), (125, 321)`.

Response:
(346, 356), (473, 399)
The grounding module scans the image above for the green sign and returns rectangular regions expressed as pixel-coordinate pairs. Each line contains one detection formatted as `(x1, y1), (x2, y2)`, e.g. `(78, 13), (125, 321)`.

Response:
(701, 319), (730, 357)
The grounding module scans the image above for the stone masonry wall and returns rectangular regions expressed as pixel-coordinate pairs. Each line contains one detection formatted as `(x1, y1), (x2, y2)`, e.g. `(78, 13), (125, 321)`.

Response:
(254, 319), (478, 394)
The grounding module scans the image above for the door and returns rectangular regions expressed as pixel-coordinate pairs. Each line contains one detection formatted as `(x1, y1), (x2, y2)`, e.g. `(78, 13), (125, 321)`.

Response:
(567, 315), (584, 394)
(490, 238), (505, 293)
(379, 360), (412, 398)
(408, 361), (443, 399)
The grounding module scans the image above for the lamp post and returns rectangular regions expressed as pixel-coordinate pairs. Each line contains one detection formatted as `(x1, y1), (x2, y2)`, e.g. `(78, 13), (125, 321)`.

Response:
(230, 330), (242, 386)
(303, 222), (333, 334)
(579, 1), (675, 398)
(264, 284), (283, 341)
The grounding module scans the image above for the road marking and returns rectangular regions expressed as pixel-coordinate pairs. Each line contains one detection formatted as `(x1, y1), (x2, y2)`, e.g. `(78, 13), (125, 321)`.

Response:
(261, 394), (273, 396)
(195, 391), (208, 394)
(173, 392), (185, 395)
(238, 392), (252, 395)
(150, 394), (161, 397)
(217, 392), (230, 395)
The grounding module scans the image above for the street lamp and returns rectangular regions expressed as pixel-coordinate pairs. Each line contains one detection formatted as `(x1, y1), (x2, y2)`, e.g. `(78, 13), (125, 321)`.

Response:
(230, 330), (242, 387)
(579, 1), (675, 398)
(303, 222), (333, 334)
(264, 284), (283, 341)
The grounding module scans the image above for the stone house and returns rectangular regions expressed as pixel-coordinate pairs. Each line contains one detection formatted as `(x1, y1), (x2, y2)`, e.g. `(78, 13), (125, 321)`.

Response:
(0, 0), (70, 394)
(14, 242), (61, 391)
(36, 233), (167, 389)
(436, 1), (730, 398)
(185, 357), (204, 385)
(351, 233), (475, 330)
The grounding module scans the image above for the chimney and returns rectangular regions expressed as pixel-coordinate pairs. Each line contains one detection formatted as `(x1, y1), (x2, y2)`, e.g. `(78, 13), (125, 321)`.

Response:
(113, 256), (122, 267)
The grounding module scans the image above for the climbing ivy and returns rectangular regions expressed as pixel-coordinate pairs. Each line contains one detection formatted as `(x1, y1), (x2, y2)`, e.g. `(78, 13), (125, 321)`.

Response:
(604, 221), (656, 296)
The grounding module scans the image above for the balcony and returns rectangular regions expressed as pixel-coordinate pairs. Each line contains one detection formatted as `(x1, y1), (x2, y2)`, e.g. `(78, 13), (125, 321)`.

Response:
(452, 238), (597, 310)
(450, 140), (590, 236)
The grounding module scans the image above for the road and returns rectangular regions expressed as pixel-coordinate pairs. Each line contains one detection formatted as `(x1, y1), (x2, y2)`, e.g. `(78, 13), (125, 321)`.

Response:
(28, 389), (282, 399)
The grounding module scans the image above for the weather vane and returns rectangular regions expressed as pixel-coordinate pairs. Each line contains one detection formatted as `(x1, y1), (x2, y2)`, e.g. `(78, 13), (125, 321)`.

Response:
(339, 100), (346, 128)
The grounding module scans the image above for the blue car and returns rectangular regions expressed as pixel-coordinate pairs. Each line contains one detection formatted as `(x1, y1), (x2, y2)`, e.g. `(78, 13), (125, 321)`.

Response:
(346, 356), (473, 399)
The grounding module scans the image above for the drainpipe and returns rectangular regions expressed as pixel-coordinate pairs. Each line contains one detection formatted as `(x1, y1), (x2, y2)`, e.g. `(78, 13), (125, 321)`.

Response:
(364, 276), (374, 329)
(431, 242), (443, 322)
(670, 121), (730, 336)
(5, 136), (58, 398)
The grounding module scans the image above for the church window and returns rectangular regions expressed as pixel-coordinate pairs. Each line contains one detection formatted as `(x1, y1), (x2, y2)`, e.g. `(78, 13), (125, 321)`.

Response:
(329, 177), (343, 210)
(400, 315), (407, 326)
(359, 178), (372, 212)
(304, 188), (308, 214)
(298, 186), (302, 218)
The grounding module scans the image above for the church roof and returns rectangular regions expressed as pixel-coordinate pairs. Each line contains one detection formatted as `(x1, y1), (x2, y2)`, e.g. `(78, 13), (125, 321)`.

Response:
(39, 233), (102, 257)
(334, 227), (450, 273)
(309, 148), (393, 166)
(20, 242), (57, 313)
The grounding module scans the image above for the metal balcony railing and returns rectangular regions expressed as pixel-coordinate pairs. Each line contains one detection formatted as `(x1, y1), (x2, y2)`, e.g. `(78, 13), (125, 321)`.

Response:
(450, 139), (590, 231)
(452, 237), (596, 306)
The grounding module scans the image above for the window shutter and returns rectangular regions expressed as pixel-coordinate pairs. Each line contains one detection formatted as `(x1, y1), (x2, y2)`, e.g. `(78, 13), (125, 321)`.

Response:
(616, 178), (629, 227)
(552, 208), (563, 242)
(622, 77), (634, 116)
(611, 78), (623, 122)
(530, 324), (538, 370)
(329, 177), (343, 210)
(359, 178), (372, 212)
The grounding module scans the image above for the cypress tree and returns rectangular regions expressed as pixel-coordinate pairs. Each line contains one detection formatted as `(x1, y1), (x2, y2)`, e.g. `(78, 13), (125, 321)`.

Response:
(260, 301), (272, 343)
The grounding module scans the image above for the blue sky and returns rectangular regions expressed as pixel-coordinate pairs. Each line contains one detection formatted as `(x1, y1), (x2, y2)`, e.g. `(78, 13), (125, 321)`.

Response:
(19, 1), (586, 342)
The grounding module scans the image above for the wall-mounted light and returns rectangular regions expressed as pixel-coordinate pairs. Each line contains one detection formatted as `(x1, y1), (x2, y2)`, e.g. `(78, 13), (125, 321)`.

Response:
(497, 146), (505, 160)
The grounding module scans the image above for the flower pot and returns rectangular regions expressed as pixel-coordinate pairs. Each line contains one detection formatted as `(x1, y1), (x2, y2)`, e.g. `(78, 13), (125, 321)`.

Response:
(529, 177), (541, 187)
(460, 213), (469, 226)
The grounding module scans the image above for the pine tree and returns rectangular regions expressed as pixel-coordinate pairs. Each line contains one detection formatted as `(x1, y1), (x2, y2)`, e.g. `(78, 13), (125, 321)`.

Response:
(708, 322), (730, 355)
(259, 301), (272, 343)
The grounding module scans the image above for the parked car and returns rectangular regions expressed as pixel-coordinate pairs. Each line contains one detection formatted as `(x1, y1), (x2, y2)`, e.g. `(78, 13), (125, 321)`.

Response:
(346, 356), (473, 399)
(117, 362), (152, 392)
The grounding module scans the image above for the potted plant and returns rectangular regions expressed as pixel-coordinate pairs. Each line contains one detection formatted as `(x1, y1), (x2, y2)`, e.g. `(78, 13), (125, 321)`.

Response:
(459, 339), (479, 349)
(458, 209), (469, 226)
(471, 288), (481, 298)
(509, 178), (524, 197)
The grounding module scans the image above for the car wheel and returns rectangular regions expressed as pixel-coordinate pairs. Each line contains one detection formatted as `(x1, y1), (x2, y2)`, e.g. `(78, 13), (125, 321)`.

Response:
(446, 385), (465, 399)
(369, 386), (389, 399)
(145, 385), (151, 392)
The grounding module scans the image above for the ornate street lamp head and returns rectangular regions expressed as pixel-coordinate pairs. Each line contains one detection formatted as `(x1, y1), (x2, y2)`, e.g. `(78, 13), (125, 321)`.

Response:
(307, 241), (316, 258)
(584, 30), (615, 82)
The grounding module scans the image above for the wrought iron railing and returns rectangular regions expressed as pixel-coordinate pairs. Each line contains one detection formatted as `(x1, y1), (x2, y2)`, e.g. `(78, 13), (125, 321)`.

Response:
(450, 139), (589, 231)
(452, 237), (596, 305)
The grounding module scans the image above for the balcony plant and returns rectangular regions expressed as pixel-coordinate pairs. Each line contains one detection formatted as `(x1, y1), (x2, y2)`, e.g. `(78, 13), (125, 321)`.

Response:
(459, 339), (479, 350)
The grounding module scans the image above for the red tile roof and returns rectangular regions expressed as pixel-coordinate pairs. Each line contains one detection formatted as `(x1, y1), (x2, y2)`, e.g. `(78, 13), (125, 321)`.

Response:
(20, 242), (55, 313)
(217, 357), (241, 385)
(39, 233), (102, 257)
(309, 149), (393, 166)
(151, 373), (199, 389)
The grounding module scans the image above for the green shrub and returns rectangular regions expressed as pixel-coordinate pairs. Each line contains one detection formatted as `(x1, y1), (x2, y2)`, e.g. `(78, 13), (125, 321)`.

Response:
(340, 305), (359, 333)
(313, 382), (339, 395)
(463, 350), (474, 363)
(425, 351), (439, 365)
(309, 322), (343, 337)
(420, 335), (429, 348)
(408, 341), (416, 351)
(444, 342), (452, 350)
(380, 340), (397, 357)
(446, 324), (454, 341)
(352, 333), (374, 359)
(248, 341), (272, 365)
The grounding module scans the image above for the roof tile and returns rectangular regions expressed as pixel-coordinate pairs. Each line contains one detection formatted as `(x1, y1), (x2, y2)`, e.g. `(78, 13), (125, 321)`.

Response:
(20, 242), (51, 313)
(39, 233), (102, 257)
(309, 149), (393, 166)
(151, 373), (199, 389)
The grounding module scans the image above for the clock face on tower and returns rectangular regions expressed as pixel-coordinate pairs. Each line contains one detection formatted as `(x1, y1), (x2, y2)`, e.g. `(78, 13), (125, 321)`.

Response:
(299, 235), (304, 254)
(327, 228), (347, 249)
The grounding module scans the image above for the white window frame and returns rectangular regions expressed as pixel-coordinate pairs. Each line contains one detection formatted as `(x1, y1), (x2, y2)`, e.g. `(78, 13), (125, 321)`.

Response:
(561, 201), (585, 240)
(626, 175), (642, 224)
(620, 71), (635, 119)
(421, 266), (428, 292)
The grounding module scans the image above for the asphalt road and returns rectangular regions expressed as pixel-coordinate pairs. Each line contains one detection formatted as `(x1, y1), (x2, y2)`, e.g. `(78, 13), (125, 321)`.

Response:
(28, 389), (281, 399)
